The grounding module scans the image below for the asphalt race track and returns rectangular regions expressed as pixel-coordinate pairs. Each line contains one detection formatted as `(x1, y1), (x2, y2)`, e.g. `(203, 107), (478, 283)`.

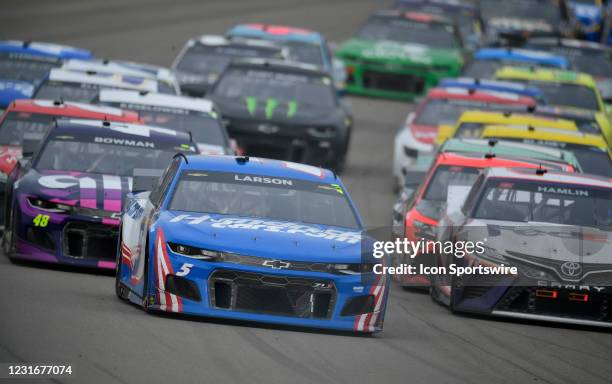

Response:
(1, 1), (612, 383)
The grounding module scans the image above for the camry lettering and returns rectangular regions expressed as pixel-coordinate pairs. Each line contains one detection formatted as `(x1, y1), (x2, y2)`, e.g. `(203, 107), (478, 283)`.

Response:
(234, 175), (293, 186)
(94, 137), (155, 148)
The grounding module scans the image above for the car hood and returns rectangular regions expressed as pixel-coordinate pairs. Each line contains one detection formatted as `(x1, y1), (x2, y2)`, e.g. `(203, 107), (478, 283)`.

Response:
(211, 95), (341, 126)
(159, 211), (368, 263)
(0, 79), (35, 108)
(465, 219), (612, 270)
(18, 169), (133, 213)
(338, 38), (462, 67)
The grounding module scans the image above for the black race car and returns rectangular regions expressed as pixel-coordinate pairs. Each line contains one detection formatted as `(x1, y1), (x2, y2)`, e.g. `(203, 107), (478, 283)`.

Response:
(172, 35), (286, 97)
(208, 58), (352, 171)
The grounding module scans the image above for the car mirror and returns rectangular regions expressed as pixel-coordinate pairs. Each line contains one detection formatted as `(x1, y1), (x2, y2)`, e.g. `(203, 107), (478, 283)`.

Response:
(132, 168), (164, 193)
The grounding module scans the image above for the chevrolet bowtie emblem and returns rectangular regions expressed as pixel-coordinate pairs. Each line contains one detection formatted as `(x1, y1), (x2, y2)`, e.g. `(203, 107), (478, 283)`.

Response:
(262, 259), (291, 269)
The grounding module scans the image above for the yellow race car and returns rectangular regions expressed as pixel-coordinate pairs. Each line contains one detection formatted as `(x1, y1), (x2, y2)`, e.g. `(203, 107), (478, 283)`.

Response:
(494, 67), (612, 145)
(480, 124), (612, 177)
(435, 110), (578, 145)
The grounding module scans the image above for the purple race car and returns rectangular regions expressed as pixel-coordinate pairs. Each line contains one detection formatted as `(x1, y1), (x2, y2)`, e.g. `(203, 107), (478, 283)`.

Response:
(3, 118), (196, 269)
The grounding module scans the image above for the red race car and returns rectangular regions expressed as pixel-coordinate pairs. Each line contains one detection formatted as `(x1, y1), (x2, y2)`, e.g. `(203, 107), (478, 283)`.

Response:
(391, 146), (575, 288)
(392, 87), (536, 191)
(0, 99), (140, 176)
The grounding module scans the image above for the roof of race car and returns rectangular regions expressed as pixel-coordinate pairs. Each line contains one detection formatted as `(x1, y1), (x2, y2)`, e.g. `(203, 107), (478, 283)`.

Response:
(526, 104), (596, 120)
(98, 89), (215, 114)
(45, 69), (159, 91)
(7, 99), (139, 121)
(440, 138), (580, 167)
(494, 66), (597, 87)
(440, 77), (537, 92)
(51, 118), (195, 149)
(473, 48), (569, 68)
(0, 40), (93, 59)
(226, 58), (327, 76)
(190, 34), (283, 51)
(455, 110), (578, 130)
(526, 37), (611, 52)
(111, 60), (173, 77)
(373, 9), (454, 24)
(181, 155), (337, 182)
(438, 78), (543, 99)
(61, 59), (169, 82)
(227, 24), (323, 43)
(427, 87), (535, 104)
(394, 0), (478, 11)
(480, 125), (610, 150)
(433, 151), (557, 169)
(484, 166), (612, 188)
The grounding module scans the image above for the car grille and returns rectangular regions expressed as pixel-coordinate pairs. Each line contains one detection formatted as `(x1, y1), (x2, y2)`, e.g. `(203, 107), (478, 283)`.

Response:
(63, 221), (118, 260)
(495, 286), (611, 323)
(209, 270), (336, 319)
(362, 70), (425, 93)
(222, 253), (335, 273)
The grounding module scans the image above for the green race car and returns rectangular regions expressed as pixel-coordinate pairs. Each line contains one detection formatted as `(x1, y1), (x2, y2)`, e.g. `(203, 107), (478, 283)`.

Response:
(336, 10), (465, 100)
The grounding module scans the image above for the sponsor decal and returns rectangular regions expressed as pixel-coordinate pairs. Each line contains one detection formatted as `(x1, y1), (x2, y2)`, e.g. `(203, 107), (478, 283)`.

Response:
(94, 136), (155, 148)
(169, 214), (361, 244)
(245, 96), (257, 116)
(244, 96), (298, 118)
(265, 98), (278, 119)
(119, 103), (189, 115)
(234, 174), (293, 185)
(537, 186), (589, 197)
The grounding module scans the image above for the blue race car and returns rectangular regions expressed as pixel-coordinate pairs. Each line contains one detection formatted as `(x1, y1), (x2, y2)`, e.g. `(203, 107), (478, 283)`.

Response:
(225, 24), (346, 91)
(462, 48), (570, 78)
(0, 40), (93, 110)
(438, 77), (547, 103)
(3, 119), (197, 270)
(116, 156), (389, 333)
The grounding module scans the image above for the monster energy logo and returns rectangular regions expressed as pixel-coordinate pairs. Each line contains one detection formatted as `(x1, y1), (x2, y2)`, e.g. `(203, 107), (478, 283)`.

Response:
(244, 97), (298, 119)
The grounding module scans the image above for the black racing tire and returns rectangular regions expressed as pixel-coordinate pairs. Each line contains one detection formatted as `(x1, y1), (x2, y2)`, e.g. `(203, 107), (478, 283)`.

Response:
(3, 209), (17, 260)
(141, 236), (151, 312)
(449, 275), (461, 314)
(115, 229), (129, 301)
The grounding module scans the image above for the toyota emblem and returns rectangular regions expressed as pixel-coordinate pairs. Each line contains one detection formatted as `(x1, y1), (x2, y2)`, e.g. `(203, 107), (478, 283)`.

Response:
(560, 261), (582, 278)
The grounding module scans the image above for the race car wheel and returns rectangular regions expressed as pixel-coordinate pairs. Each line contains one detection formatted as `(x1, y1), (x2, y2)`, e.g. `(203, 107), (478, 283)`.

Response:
(449, 275), (462, 314)
(115, 269), (130, 301)
(141, 236), (151, 312)
(3, 209), (17, 259)
(115, 230), (129, 301)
